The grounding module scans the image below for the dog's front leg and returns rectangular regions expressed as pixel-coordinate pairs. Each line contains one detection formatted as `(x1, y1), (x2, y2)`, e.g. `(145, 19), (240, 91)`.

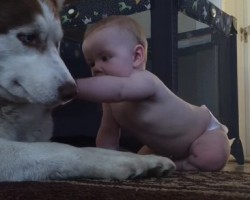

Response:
(0, 139), (175, 181)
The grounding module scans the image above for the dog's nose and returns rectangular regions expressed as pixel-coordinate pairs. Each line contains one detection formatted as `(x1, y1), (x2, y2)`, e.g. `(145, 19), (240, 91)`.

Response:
(58, 82), (77, 103)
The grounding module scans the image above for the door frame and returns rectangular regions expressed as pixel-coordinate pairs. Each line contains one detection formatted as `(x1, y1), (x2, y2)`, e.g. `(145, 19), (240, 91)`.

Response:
(223, 0), (250, 160)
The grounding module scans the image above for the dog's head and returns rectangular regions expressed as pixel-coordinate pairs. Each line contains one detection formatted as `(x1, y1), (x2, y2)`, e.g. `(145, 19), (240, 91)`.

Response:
(0, 0), (77, 107)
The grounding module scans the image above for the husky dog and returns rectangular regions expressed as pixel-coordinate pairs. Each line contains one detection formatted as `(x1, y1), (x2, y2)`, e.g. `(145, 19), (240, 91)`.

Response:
(0, 0), (175, 181)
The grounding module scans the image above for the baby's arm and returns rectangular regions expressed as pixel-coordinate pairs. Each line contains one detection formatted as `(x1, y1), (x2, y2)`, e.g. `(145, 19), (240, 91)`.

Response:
(96, 103), (121, 150)
(75, 71), (156, 103)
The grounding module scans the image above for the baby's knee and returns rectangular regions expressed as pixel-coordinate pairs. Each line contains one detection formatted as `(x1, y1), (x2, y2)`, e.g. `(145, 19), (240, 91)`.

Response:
(189, 129), (230, 171)
(192, 150), (229, 171)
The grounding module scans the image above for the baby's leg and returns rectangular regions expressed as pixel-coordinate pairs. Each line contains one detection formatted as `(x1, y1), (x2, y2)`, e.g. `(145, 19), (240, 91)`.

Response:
(138, 145), (155, 155)
(175, 128), (230, 171)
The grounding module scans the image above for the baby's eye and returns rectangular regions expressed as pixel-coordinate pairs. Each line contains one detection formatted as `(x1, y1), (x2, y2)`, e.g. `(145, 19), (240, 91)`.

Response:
(101, 55), (110, 62)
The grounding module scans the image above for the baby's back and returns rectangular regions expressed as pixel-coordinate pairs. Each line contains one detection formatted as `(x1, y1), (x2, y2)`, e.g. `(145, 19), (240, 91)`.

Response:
(110, 73), (211, 159)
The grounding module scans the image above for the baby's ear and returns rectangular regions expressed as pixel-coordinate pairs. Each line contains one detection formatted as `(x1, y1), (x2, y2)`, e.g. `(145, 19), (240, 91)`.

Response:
(133, 44), (146, 69)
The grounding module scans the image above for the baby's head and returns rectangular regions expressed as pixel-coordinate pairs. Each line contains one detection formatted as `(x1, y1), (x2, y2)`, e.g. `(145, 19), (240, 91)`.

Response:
(84, 15), (147, 54)
(83, 15), (148, 73)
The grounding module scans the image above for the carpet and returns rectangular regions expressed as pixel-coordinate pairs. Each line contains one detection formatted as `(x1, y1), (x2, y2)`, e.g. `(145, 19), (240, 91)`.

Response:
(0, 171), (249, 200)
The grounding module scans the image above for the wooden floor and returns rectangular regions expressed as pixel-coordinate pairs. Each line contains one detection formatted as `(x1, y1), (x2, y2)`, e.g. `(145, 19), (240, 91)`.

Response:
(223, 161), (250, 172)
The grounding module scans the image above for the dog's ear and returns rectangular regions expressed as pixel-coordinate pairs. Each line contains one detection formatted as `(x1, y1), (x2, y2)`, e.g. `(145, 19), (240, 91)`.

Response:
(54, 0), (65, 11)
(64, 0), (80, 5)
(47, 0), (79, 11)
(41, 0), (65, 11)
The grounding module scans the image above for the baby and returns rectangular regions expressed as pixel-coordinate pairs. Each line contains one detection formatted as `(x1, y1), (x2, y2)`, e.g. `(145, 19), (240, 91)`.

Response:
(76, 15), (230, 171)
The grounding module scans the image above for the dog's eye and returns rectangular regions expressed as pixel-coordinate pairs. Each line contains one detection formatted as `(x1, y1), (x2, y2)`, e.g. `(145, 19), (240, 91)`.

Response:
(17, 33), (39, 47)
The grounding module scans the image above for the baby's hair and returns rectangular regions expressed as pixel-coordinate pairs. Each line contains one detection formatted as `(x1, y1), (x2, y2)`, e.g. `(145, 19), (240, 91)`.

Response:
(84, 15), (148, 52)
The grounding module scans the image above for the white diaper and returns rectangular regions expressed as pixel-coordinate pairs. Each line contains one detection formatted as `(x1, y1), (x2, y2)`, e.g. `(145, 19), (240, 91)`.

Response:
(201, 105), (228, 133)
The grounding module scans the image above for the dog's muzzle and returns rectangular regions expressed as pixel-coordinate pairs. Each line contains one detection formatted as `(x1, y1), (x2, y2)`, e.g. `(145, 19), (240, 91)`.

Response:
(58, 82), (77, 104)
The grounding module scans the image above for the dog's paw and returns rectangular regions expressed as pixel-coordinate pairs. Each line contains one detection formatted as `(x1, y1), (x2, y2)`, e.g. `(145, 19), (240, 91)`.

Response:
(76, 148), (175, 180)
(111, 154), (175, 180)
(140, 154), (176, 178)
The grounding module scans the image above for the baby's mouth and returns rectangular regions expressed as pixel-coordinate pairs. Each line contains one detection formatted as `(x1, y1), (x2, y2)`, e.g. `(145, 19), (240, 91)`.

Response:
(93, 72), (104, 76)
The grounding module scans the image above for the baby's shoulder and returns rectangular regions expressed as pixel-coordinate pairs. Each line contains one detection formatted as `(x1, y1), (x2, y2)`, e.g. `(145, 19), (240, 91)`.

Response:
(131, 70), (160, 84)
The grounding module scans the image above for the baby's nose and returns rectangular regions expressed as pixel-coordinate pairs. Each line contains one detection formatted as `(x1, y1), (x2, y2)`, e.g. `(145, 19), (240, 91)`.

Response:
(92, 66), (103, 76)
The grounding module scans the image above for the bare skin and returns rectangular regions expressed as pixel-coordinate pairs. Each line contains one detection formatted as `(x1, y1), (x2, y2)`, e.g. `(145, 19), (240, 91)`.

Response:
(76, 16), (230, 171)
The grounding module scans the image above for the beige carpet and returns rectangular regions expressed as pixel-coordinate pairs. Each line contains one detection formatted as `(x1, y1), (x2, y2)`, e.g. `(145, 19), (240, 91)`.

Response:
(0, 171), (249, 200)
